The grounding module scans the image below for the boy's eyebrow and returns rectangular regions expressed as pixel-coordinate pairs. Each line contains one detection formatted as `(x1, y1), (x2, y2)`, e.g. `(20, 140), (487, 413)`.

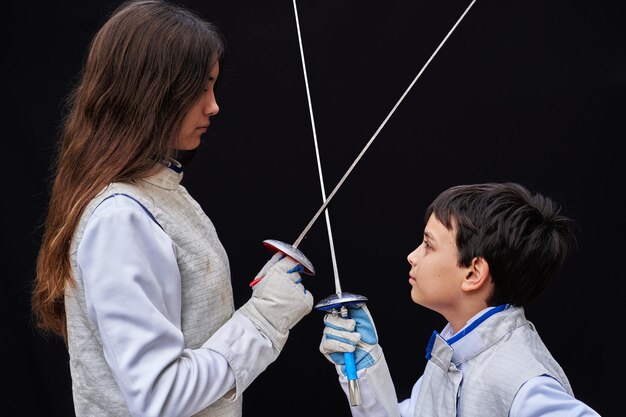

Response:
(424, 230), (436, 242)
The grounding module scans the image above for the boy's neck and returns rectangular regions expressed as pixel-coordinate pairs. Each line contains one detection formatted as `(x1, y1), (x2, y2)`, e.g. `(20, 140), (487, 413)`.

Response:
(447, 302), (490, 334)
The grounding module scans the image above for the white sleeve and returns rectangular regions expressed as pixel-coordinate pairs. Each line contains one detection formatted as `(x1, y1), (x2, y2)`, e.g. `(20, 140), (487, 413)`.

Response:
(334, 351), (402, 417)
(510, 375), (601, 417)
(78, 195), (237, 417)
(398, 376), (423, 417)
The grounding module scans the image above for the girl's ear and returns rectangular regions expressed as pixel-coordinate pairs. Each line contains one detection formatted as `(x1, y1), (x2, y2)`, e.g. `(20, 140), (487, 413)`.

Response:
(461, 256), (491, 292)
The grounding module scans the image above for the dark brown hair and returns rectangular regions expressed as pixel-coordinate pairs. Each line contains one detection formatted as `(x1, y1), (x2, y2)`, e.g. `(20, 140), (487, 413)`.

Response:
(426, 182), (576, 306)
(33, 0), (224, 339)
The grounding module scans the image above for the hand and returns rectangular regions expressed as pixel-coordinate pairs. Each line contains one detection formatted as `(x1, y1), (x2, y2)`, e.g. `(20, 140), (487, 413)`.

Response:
(248, 252), (283, 287)
(319, 304), (381, 376)
(240, 254), (314, 351)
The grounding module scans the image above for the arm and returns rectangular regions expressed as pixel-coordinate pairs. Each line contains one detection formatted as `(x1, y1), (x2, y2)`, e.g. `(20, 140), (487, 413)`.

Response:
(79, 196), (235, 416)
(320, 304), (401, 417)
(204, 252), (314, 397)
(510, 376), (602, 417)
(79, 196), (313, 417)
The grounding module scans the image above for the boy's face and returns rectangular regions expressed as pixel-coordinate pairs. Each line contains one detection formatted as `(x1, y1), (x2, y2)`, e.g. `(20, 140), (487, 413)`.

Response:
(407, 213), (469, 317)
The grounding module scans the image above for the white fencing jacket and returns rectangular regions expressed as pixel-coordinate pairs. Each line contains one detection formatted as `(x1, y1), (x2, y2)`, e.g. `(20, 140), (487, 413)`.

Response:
(336, 306), (601, 417)
(66, 166), (278, 417)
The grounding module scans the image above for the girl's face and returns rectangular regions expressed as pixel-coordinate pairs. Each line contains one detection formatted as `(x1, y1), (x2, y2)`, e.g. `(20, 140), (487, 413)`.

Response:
(175, 61), (220, 150)
(406, 214), (469, 318)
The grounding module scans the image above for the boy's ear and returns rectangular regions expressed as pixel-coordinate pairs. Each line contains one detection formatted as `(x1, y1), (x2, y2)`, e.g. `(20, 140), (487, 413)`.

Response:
(461, 256), (491, 292)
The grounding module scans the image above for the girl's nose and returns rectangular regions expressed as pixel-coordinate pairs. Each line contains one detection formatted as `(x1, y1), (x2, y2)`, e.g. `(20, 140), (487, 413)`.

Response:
(205, 100), (219, 116)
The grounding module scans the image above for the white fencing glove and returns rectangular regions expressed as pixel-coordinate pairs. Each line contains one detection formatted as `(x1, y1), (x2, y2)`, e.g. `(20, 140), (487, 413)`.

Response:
(319, 304), (382, 376)
(240, 253), (314, 352)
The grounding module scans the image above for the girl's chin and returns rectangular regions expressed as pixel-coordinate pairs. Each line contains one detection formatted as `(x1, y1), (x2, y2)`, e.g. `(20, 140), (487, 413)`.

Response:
(175, 135), (202, 150)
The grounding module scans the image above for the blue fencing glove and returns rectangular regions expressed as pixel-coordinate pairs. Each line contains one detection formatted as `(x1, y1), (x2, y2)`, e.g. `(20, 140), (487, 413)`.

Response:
(319, 304), (381, 376)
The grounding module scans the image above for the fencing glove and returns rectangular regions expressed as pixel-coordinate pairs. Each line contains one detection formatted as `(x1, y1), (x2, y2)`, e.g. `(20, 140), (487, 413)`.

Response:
(240, 253), (313, 352)
(319, 304), (381, 376)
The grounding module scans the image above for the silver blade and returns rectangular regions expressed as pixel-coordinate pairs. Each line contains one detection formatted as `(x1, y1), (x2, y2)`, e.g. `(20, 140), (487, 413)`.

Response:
(292, 0), (344, 296)
(292, 0), (479, 251)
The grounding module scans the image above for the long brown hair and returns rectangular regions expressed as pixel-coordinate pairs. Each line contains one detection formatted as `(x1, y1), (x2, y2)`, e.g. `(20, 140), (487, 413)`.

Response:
(33, 0), (224, 340)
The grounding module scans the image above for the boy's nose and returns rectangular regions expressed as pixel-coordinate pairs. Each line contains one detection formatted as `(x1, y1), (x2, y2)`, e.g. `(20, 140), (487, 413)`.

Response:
(407, 248), (417, 265)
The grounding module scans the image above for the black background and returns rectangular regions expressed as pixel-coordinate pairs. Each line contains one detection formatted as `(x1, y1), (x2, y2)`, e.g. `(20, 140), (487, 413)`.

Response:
(6, 1), (624, 416)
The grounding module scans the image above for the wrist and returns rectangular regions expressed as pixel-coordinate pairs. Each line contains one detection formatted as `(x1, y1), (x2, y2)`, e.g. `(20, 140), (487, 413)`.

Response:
(202, 311), (279, 398)
(239, 301), (289, 352)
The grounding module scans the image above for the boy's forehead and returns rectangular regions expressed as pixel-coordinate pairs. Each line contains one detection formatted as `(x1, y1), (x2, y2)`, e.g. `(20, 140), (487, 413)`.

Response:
(425, 213), (457, 239)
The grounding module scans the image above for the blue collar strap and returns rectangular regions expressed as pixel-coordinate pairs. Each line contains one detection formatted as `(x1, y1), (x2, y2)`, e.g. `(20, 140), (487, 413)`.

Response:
(167, 160), (184, 173)
(425, 330), (439, 360)
(425, 304), (510, 359)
